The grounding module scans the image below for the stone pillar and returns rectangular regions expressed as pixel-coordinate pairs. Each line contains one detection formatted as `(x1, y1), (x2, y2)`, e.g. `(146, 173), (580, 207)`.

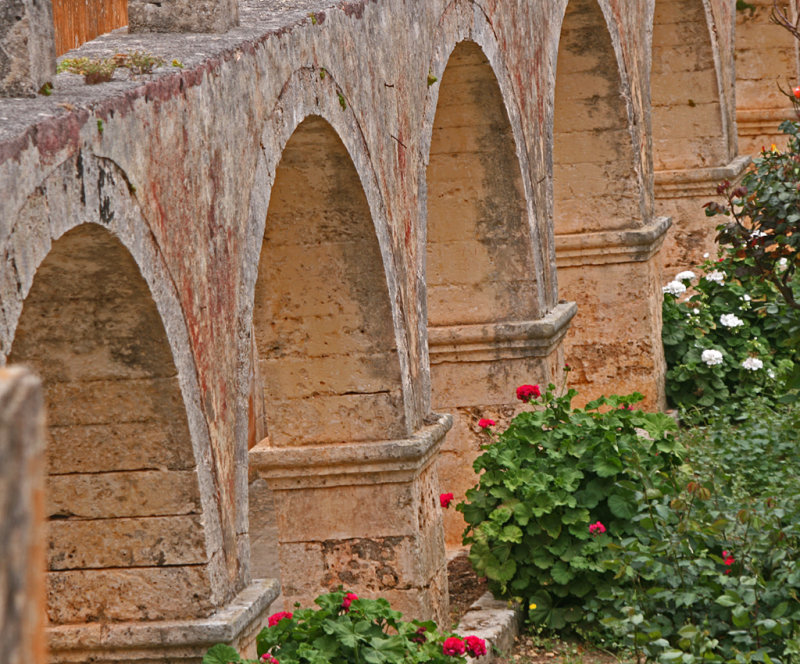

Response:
(429, 304), (576, 548)
(0, 0), (56, 97)
(128, 0), (238, 33)
(0, 367), (46, 664)
(554, 218), (671, 409)
(655, 157), (750, 273)
(249, 416), (452, 626)
(736, 0), (800, 155)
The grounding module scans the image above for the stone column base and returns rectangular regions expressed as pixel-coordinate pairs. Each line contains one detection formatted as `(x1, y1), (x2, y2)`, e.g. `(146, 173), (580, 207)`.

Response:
(655, 155), (750, 272)
(427, 304), (576, 547)
(737, 107), (797, 156)
(555, 217), (671, 409)
(249, 417), (452, 626)
(48, 578), (279, 664)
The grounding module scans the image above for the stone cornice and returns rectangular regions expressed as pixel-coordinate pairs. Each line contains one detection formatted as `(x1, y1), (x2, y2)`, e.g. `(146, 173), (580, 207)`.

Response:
(737, 107), (797, 136)
(48, 578), (279, 660)
(248, 414), (452, 489)
(654, 155), (750, 199)
(427, 302), (577, 364)
(555, 216), (671, 268)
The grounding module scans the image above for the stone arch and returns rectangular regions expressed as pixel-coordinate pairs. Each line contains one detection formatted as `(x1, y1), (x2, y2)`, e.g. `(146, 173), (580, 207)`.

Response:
(250, 114), (406, 449)
(8, 222), (214, 624)
(419, 0), (549, 323)
(553, 0), (641, 234)
(1, 153), (229, 624)
(651, 0), (726, 170)
(243, 67), (417, 441)
(425, 39), (540, 328)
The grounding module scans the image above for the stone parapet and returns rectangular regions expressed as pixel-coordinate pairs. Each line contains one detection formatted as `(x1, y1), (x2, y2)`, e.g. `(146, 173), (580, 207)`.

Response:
(249, 417), (452, 624)
(555, 217), (671, 409)
(48, 578), (279, 664)
(1, 367), (46, 664)
(655, 156), (750, 271)
(0, 0), (56, 97)
(128, 0), (238, 33)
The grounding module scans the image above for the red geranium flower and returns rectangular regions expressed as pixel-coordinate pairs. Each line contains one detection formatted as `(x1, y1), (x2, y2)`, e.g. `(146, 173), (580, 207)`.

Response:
(260, 655), (279, 664)
(267, 611), (293, 627)
(465, 635), (487, 657)
(516, 384), (541, 402)
(443, 637), (466, 656)
(589, 521), (606, 536)
(478, 418), (496, 429)
(440, 492), (454, 508)
(341, 592), (359, 611)
(722, 550), (734, 574)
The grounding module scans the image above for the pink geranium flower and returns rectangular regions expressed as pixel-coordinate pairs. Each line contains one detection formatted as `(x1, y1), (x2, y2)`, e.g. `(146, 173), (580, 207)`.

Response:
(440, 492), (454, 508)
(478, 418), (496, 429)
(341, 592), (359, 611)
(516, 384), (541, 402)
(267, 611), (292, 627)
(465, 635), (487, 657)
(589, 521), (606, 536)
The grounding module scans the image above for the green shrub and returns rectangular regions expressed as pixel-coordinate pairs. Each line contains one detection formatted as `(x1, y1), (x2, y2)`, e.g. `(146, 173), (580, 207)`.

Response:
(661, 253), (797, 418)
(203, 590), (487, 664)
(596, 401), (800, 663)
(457, 382), (682, 631)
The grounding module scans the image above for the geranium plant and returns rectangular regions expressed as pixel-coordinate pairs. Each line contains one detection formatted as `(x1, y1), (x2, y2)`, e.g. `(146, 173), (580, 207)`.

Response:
(203, 590), (487, 664)
(457, 382), (681, 631)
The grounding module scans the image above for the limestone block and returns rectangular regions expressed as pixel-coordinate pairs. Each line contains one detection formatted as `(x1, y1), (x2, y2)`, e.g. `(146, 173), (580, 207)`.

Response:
(48, 515), (207, 570)
(46, 421), (195, 474)
(0, 368), (46, 664)
(48, 578), (280, 664)
(47, 469), (201, 519)
(0, 0), (55, 97)
(47, 566), (214, 623)
(128, 0), (238, 33)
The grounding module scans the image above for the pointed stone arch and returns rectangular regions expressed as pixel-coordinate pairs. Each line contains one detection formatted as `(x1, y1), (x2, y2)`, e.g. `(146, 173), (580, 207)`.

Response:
(251, 114), (406, 448)
(426, 40), (540, 328)
(8, 222), (213, 625)
(553, 0), (640, 234)
(651, 0), (726, 170)
(424, 36), (575, 547)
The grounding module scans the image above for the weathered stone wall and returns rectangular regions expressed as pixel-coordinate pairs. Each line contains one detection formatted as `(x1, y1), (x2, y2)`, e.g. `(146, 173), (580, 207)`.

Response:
(0, 367), (46, 664)
(736, 0), (800, 155)
(0, 0), (772, 656)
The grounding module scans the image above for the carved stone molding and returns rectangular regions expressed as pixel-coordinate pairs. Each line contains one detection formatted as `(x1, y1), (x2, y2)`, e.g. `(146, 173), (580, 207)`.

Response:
(427, 302), (577, 365)
(555, 216), (672, 268)
(48, 579), (279, 664)
(655, 155), (751, 199)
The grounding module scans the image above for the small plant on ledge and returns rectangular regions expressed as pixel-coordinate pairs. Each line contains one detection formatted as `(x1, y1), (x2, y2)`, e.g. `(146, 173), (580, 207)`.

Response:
(203, 589), (487, 664)
(57, 51), (168, 85)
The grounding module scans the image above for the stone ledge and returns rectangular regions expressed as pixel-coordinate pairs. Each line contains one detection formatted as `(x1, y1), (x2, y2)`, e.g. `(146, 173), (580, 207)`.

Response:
(654, 155), (750, 198)
(555, 216), (671, 268)
(737, 107), (797, 136)
(248, 415), (453, 489)
(48, 577), (279, 663)
(428, 303), (577, 364)
(457, 592), (523, 664)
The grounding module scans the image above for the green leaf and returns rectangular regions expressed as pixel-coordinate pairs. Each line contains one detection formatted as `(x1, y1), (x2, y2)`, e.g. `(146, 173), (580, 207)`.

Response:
(203, 644), (243, 664)
(608, 493), (637, 520)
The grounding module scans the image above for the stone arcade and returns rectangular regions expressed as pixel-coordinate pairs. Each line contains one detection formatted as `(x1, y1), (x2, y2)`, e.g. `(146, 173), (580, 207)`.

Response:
(0, 0), (796, 662)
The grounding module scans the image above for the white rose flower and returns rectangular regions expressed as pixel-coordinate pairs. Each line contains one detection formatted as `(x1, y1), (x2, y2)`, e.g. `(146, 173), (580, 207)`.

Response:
(768, 369), (776, 379)
(778, 257), (789, 271)
(675, 270), (696, 282)
(703, 253), (710, 258)
(701, 349), (724, 366)
(720, 313), (744, 328)
(741, 357), (764, 371)
(662, 280), (687, 296)
(692, 308), (700, 314)
(705, 270), (725, 285)
(741, 294), (751, 302)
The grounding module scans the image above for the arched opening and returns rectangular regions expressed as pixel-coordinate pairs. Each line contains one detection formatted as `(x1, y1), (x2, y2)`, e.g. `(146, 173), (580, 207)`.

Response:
(651, 0), (725, 170)
(248, 115), (409, 595)
(426, 40), (538, 327)
(553, 0), (639, 234)
(251, 115), (405, 450)
(8, 224), (212, 625)
(425, 40), (541, 548)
